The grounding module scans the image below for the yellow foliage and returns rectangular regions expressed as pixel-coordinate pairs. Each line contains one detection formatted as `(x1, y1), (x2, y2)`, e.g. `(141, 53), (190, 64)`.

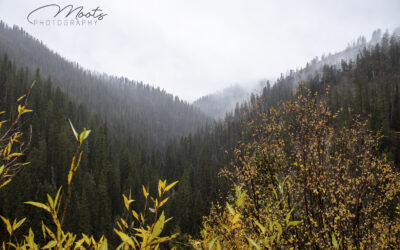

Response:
(0, 116), (179, 249)
(114, 180), (179, 249)
(0, 81), (35, 189)
(195, 84), (400, 249)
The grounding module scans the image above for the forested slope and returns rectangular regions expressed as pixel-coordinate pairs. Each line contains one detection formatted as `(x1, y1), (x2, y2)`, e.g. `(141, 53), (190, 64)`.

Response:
(0, 21), (211, 148)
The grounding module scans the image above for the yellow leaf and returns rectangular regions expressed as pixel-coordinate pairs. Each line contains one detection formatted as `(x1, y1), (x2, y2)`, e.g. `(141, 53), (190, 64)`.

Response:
(151, 211), (165, 239)
(208, 237), (217, 249)
(47, 194), (54, 209)
(288, 220), (302, 227)
(158, 180), (162, 197)
(79, 128), (91, 143)
(246, 237), (261, 250)
(42, 240), (57, 249)
(44, 224), (56, 240)
(165, 217), (173, 224)
(120, 218), (128, 228)
(164, 181), (179, 192)
(159, 197), (169, 208)
(232, 213), (240, 224)
(5, 152), (23, 161)
(25, 201), (50, 212)
(17, 95), (26, 102)
(276, 222), (282, 240)
(22, 108), (33, 114)
(82, 233), (91, 243)
(99, 238), (108, 250)
(41, 222), (47, 240)
(54, 187), (62, 210)
(12, 217), (26, 231)
(131, 210), (139, 221)
(123, 194), (130, 211)
(254, 221), (266, 234)
(226, 203), (235, 216)
(332, 233), (339, 249)
(142, 185), (148, 199)
(140, 213), (145, 224)
(0, 178), (12, 189)
(0, 215), (12, 235)
(114, 229), (135, 247)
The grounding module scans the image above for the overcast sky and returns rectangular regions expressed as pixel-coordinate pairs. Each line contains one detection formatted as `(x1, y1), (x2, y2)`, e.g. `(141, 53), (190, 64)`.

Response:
(0, 0), (399, 101)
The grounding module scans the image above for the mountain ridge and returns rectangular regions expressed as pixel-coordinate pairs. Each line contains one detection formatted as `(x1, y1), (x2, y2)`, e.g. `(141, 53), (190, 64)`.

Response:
(194, 27), (400, 119)
(0, 20), (212, 148)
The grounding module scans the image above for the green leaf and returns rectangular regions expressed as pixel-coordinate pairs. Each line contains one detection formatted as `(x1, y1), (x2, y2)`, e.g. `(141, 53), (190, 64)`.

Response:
(246, 237), (261, 250)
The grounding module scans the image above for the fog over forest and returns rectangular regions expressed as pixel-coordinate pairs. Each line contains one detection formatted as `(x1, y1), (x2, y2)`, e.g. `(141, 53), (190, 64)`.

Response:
(0, 1), (400, 249)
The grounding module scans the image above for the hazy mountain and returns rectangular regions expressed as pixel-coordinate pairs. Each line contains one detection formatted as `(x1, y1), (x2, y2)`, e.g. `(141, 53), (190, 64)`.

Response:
(193, 81), (270, 119)
(195, 28), (400, 119)
(193, 84), (248, 120)
(0, 21), (211, 147)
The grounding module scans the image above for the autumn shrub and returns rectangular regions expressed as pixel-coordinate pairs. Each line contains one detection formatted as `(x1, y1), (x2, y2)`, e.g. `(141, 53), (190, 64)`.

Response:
(195, 84), (400, 249)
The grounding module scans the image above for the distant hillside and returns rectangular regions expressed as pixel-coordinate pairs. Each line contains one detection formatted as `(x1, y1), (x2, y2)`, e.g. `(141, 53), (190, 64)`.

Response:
(195, 28), (400, 119)
(194, 84), (251, 120)
(193, 81), (269, 120)
(0, 21), (211, 147)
